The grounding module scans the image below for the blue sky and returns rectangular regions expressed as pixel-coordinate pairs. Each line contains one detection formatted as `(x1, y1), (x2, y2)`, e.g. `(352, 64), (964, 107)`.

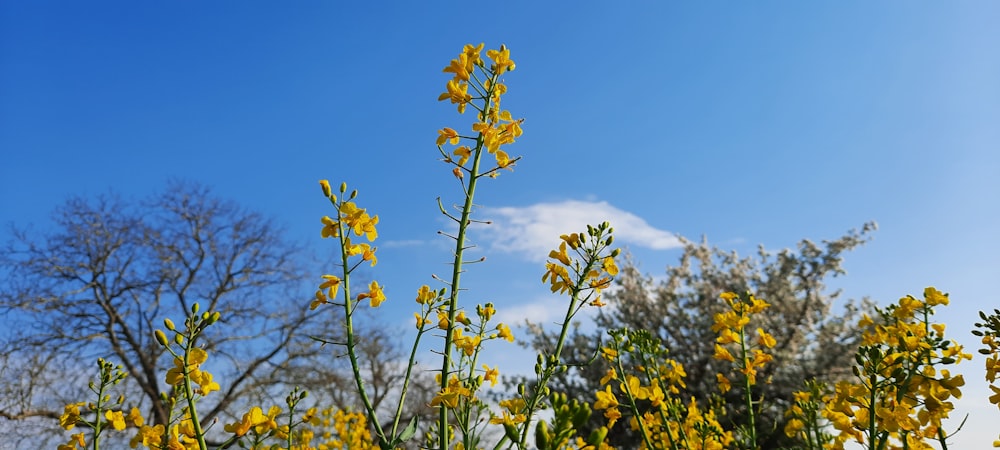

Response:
(2, 2), (999, 447)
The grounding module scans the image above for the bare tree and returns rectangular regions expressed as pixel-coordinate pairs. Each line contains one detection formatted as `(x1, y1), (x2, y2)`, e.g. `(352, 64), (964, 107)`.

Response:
(522, 223), (878, 449)
(0, 181), (335, 442)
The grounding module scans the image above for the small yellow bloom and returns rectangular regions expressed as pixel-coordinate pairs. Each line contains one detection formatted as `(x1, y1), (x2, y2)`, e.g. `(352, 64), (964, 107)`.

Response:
(319, 274), (341, 299)
(357, 281), (386, 307)
(483, 365), (499, 387)
(127, 407), (144, 427)
(757, 328), (776, 348)
(105, 409), (127, 431)
(320, 215), (339, 238)
(442, 54), (471, 81)
(436, 127), (460, 146)
(594, 385), (619, 410)
(713, 344), (735, 362)
(415, 285), (436, 305)
(452, 146), (471, 166)
(548, 241), (571, 266)
(496, 323), (514, 342)
(487, 44), (515, 74)
(59, 402), (85, 430)
(438, 79), (471, 113)
(717, 373), (732, 393)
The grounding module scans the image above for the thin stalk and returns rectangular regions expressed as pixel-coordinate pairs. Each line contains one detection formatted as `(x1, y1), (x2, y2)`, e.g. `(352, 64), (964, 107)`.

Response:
(516, 254), (599, 448)
(388, 325), (429, 442)
(337, 215), (386, 444)
(737, 324), (757, 449)
(180, 338), (208, 450)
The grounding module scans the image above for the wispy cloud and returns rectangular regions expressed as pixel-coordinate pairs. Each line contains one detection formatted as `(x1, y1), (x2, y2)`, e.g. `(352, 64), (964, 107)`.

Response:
(479, 200), (681, 261)
(381, 239), (427, 249)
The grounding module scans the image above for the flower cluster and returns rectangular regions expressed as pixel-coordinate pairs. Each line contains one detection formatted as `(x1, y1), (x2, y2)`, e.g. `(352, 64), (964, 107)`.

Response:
(56, 359), (139, 450)
(542, 223), (620, 306)
(596, 328), (732, 450)
(437, 43), (523, 181)
(312, 181), (382, 310)
(711, 292), (775, 390)
(973, 307), (1000, 447)
(821, 287), (971, 450)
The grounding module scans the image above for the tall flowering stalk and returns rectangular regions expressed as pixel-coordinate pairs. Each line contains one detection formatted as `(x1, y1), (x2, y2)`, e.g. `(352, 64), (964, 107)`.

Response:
(711, 292), (775, 449)
(501, 224), (619, 450)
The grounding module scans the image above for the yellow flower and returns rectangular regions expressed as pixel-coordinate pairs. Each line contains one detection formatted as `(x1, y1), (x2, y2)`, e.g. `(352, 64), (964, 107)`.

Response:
(924, 286), (949, 306)
(127, 407), (144, 427)
(462, 43), (484, 69)
(757, 328), (776, 348)
(496, 322), (514, 342)
(442, 54), (471, 81)
(192, 369), (220, 396)
(717, 373), (732, 393)
(436, 127), (460, 146)
(319, 274), (341, 299)
(431, 378), (471, 409)
(713, 344), (735, 362)
(320, 215), (339, 238)
(105, 409), (127, 431)
(130, 424), (164, 448)
(454, 333), (481, 356)
(784, 418), (805, 437)
(437, 79), (471, 113)
(600, 368), (618, 385)
(357, 281), (386, 307)
(452, 146), (471, 166)
(594, 385), (619, 410)
(58, 433), (85, 450)
(60, 402), (85, 430)
(487, 44), (515, 74)
(310, 288), (328, 310)
(415, 285), (436, 305)
(602, 256), (618, 276)
(319, 179), (332, 197)
(548, 241), (571, 266)
(483, 365), (499, 387)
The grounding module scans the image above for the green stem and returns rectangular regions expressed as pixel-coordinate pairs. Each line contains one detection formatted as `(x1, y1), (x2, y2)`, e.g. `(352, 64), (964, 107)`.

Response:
(737, 324), (757, 449)
(388, 325), (429, 443)
(516, 253), (599, 449)
(180, 334), (208, 450)
(336, 215), (386, 445)
(92, 369), (105, 450)
(614, 343), (656, 450)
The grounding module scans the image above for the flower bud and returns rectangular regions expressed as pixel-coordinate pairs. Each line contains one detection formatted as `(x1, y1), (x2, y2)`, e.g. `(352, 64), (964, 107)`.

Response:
(155, 330), (169, 346)
(164, 319), (175, 331)
(340, 182), (348, 193)
(174, 334), (184, 345)
(319, 180), (332, 197)
(191, 303), (200, 314)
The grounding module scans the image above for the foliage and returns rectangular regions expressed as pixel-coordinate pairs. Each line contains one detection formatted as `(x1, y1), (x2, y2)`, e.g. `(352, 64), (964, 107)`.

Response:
(523, 226), (878, 448)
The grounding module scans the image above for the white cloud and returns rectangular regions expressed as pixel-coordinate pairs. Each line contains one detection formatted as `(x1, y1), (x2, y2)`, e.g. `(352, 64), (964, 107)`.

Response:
(479, 200), (681, 261)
